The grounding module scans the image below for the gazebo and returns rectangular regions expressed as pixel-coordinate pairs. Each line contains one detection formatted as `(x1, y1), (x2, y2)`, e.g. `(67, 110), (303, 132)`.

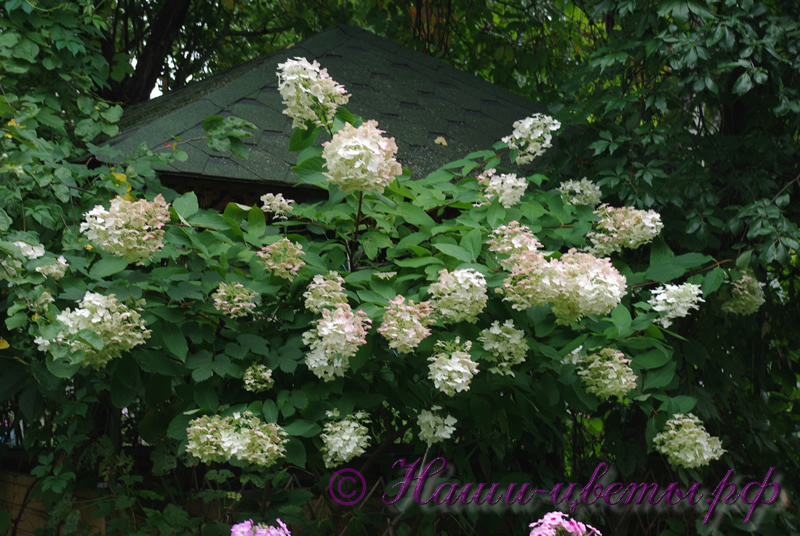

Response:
(111, 25), (546, 208)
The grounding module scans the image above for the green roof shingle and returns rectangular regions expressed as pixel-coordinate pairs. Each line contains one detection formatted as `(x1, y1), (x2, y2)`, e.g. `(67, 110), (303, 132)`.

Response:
(111, 25), (547, 187)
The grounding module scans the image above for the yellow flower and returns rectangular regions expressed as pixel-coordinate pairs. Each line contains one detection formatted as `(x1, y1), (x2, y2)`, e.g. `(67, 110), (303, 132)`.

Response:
(7, 119), (25, 129)
(0, 339), (9, 350)
(31, 314), (39, 322)
(85, 244), (93, 251)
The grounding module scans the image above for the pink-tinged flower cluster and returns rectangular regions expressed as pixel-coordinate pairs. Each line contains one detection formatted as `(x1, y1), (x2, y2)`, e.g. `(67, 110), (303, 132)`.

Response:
(653, 413), (725, 469)
(478, 319), (528, 376)
(231, 518), (290, 536)
(322, 120), (402, 194)
(212, 282), (259, 318)
(260, 193), (294, 221)
(33, 292), (150, 370)
(320, 410), (371, 468)
(80, 194), (170, 265)
(186, 411), (288, 468)
(428, 338), (479, 396)
(303, 271), (349, 313)
(529, 511), (600, 536)
(428, 268), (488, 324)
(502, 113), (561, 165)
(303, 305), (372, 381)
(487, 221), (543, 268)
(502, 249), (627, 325)
(257, 238), (305, 281)
(378, 295), (435, 354)
(586, 204), (663, 257)
(648, 282), (704, 328)
(576, 348), (637, 401)
(277, 56), (350, 130)
(243, 363), (274, 393)
(476, 168), (528, 208)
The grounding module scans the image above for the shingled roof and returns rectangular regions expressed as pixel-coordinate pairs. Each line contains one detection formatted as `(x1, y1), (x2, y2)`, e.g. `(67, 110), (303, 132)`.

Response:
(112, 25), (546, 191)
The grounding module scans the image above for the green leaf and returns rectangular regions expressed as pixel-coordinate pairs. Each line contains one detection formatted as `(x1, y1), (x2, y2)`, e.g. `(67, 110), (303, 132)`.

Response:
(247, 206), (266, 240)
(45, 354), (81, 379)
(395, 256), (444, 268)
(202, 115), (225, 135)
(633, 350), (671, 369)
(733, 72), (753, 95)
(432, 243), (474, 263)
(735, 250), (753, 270)
(0, 209), (12, 231)
(285, 437), (307, 467)
(75, 329), (104, 350)
(283, 419), (321, 438)
(644, 361), (676, 390)
(610, 304), (632, 332)
(173, 192), (199, 221)
(163, 329), (188, 361)
(702, 267), (725, 295)
(460, 229), (482, 263)
(193, 383), (219, 411)
(167, 412), (198, 441)
(397, 202), (435, 229)
(645, 263), (685, 283)
(89, 256), (129, 279)
(262, 400), (279, 422)
(289, 125), (321, 152)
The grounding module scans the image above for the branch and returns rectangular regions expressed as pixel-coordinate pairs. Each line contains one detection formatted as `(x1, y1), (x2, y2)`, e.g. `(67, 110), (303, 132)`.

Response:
(227, 23), (294, 37)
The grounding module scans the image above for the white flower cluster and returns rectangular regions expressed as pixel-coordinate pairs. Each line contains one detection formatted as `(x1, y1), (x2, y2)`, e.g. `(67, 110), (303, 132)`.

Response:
(586, 204), (664, 257)
(722, 270), (766, 315)
(186, 411), (288, 468)
(502, 113), (561, 165)
(257, 238), (305, 281)
(478, 320), (528, 376)
(653, 413), (725, 469)
(34, 292), (150, 369)
(243, 364), (275, 393)
(378, 295), (435, 354)
(231, 518), (291, 536)
(557, 178), (603, 207)
(417, 406), (457, 447)
(576, 348), (637, 401)
(303, 271), (348, 313)
(428, 268), (487, 324)
(303, 305), (371, 381)
(428, 338), (479, 396)
(12, 240), (45, 259)
(529, 511), (601, 536)
(648, 282), (704, 328)
(476, 168), (528, 208)
(212, 282), (259, 318)
(502, 249), (627, 325)
(320, 410), (371, 469)
(2, 241), (47, 282)
(35, 255), (69, 280)
(277, 57), (350, 130)
(80, 194), (171, 265)
(260, 193), (294, 221)
(322, 120), (402, 194)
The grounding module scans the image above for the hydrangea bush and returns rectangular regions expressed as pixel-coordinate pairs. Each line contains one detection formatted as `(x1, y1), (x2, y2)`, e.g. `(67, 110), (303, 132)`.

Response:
(0, 50), (783, 536)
